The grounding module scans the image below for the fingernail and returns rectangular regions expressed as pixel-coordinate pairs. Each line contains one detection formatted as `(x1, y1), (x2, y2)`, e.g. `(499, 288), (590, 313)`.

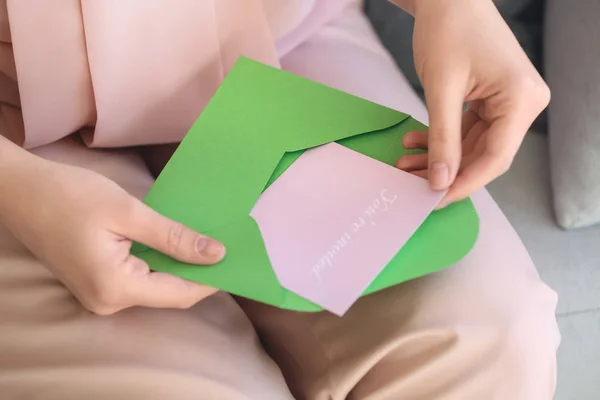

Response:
(395, 156), (406, 168)
(195, 236), (226, 259)
(402, 132), (415, 148)
(429, 162), (449, 190)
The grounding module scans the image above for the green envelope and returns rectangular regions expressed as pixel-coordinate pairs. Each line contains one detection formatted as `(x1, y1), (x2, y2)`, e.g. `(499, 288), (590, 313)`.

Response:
(132, 57), (479, 312)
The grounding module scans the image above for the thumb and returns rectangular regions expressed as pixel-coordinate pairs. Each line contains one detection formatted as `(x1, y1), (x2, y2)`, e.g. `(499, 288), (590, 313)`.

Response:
(125, 255), (218, 309)
(423, 77), (466, 191)
(124, 201), (226, 265)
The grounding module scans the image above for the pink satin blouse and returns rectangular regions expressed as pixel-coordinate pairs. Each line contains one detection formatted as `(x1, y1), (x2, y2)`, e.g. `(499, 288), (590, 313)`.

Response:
(0, 0), (353, 149)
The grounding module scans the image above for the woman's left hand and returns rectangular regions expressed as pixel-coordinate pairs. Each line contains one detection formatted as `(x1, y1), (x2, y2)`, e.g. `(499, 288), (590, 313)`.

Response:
(394, 0), (550, 207)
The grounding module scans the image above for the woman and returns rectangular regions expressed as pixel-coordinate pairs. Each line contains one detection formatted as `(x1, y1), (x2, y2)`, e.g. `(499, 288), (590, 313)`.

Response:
(0, 0), (559, 399)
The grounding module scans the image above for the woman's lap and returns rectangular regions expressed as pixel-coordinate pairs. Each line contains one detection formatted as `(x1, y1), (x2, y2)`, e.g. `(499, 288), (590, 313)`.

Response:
(237, 188), (559, 399)
(0, 4), (559, 400)
(238, 4), (559, 399)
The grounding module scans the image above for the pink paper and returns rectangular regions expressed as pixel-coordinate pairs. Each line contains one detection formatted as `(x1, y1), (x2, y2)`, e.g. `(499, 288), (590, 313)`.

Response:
(250, 143), (445, 315)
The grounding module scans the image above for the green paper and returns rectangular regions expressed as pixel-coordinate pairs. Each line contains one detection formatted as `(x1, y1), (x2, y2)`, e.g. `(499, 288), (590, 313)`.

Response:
(133, 57), (479, 312)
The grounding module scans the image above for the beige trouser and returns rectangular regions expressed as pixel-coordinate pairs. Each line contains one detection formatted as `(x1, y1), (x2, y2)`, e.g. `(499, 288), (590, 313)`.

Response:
(0, 5), (559, 400)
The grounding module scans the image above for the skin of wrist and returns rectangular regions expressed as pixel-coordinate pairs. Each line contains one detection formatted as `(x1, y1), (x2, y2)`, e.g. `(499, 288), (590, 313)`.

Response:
(412, 0), (493, 16)
(388, 0), (416, 15)
(390, 0), (454, 16)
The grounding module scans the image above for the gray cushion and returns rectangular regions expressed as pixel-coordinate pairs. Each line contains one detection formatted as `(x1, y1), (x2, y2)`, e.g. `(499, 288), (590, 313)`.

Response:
(487, 131), (600, 314)
(545, 0), (600, 229)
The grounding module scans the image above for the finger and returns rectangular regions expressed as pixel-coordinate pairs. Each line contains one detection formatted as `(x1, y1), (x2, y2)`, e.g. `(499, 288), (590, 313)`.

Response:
(423, 75), (467, 191)
(462, 119), (489, 155)
(441, 115), (526, 206)
(407, 106), (480, 152)
(403, 110), (482, 153)
(395, 153), (429, 171)
(462, 101), (482, 138)
(124, 255), (217, 309)
(402, 131), (429, 149)
(410, 170), (428, 179)
(467, 99), (484, 116)
(124, 201), (226, 265)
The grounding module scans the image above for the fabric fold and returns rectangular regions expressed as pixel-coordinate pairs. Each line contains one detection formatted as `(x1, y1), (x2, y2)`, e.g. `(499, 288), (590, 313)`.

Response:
(2, 0), (351, 149)
(7, 0), (95, 149)
(81, 0), (226, 147)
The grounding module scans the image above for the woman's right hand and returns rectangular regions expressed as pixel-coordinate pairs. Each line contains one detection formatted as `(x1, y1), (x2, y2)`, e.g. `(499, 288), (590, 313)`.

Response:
(0, 146), (225, 315)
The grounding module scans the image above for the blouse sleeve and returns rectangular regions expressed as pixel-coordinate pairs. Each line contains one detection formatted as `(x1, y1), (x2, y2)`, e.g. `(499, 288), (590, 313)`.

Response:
(0, 1), (24, 146)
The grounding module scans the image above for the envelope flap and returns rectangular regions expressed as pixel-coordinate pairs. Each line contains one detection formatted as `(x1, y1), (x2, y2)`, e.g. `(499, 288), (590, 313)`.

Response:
(142, 57), (410, 236)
